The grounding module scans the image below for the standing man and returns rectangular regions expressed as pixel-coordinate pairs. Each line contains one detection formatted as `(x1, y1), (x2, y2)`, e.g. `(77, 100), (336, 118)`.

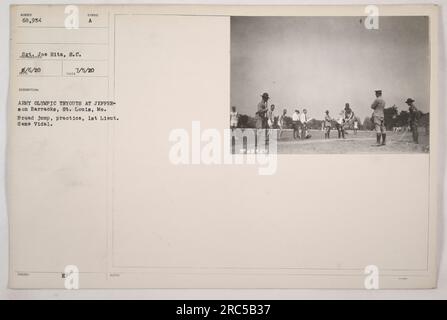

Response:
(371, 89), (386, 145)
(299, 109), (312, 139)
(256, 92), (269, 129)
(336, 109), (345, 139)
(324, 110), (332, 139)
(230, 106), (239, 130)
(292, 109), (300, 140)
(406, 98), (420, 144)
(278, 108), (287, 139)
(256, 92), (269, 151)
(267, 104), (276, 129)
(353, 119), (359, 135)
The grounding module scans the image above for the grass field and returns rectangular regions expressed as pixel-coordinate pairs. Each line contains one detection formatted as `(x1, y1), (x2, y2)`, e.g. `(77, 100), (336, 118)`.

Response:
(233, 128), (429, 154)
(276, 129), (429, 154)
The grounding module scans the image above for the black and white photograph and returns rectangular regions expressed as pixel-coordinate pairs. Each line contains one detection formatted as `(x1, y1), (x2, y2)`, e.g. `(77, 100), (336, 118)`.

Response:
(230, 16), (430, 154)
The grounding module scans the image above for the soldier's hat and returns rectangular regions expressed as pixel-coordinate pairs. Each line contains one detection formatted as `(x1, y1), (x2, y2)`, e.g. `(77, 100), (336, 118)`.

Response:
(405, 98), (415, 104)
(375, 89), (382, 94)
(261, 92), (270, 99)
(325, 110), (329, 113)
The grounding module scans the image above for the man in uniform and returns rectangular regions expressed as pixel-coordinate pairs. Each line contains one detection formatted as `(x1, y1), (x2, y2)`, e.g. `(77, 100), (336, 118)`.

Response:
(256, 92), (269, 129)
(406, 98), (420, 144)
(324, 110), (333, 139)
(371, 89), (386, 145)
(255, 92), (270, 151)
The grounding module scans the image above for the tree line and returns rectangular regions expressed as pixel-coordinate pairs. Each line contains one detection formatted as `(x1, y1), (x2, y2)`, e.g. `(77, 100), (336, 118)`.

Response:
(235, 105), (429, 131)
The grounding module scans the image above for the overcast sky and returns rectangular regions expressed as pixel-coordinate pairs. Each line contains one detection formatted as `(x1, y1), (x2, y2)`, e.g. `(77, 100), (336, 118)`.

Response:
(231, 16), (430, 121)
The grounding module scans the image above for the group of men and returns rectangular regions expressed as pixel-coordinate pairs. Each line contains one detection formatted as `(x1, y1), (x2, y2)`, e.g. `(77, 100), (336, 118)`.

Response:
(255, 92), (313, 140)
(369, 91), (420, 145)
(230, 89), (422, 146)
(323, 103), (357, 140)
(254, 92), (357, 142)
(290, 108), (312, 140)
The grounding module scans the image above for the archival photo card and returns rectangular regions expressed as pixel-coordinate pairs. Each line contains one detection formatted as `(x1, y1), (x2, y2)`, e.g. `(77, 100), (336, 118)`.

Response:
(7, 5), (439, 289)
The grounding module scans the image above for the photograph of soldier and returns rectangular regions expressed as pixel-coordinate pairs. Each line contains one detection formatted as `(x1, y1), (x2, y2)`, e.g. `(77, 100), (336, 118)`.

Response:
(324, 110), (332, 139)
(406, 98), (421, 144)
(230, 106), (239, 130)
(256, 92), (269, 129)
(292, 109), (301, 140)
(371, 89), (386, 145)
(254, 92), (270, 151)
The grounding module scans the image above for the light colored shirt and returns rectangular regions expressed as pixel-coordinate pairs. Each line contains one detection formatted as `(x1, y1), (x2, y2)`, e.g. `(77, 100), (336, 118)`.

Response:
(230, 111), (238, 125)
(371, 98), (385, 118)
(337, 110), (345, 124)
(299, 113), (308, 123)
(292, 112), (300, 121)
(324, 114), (332, 126)
(267, 110), (275, 127)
